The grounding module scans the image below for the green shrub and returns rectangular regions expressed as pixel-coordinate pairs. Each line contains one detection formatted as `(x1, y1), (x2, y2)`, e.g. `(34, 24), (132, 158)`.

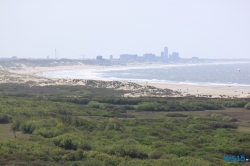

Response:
(107, 145), (148, 159)
(104, 158), (117, 166)
(33, 127), (63, 138)
(0, 114), (10, 123)
(78, 141), (92, 151)
(75, 149), (84, 160)
(62, 151), (76, 161)
(223, 101), (238, 107)
(160, 154), (178, 159)
(51, 149), (65, 162)
(210, 113), (234, 122)
(221, 116), (233, 122)
(12, 117), (24, 130)
(245, 102), (250, 110)
(53, 136), (78, 150)
(210, 113), (223, 120)
(136, 139), (152, 145)
(148, 151), (164, 159)
(123, 105), (135, 110)
(223, 101), (248, 108)
(187, 124), (211, 130)
(87, 101), (101, 109)
(136, 102), (158, 111)
(190, 102), (223, 110)
(105, 119), (124, 131)
(209, 122), (237, 129)
(20, 121), (37, 134)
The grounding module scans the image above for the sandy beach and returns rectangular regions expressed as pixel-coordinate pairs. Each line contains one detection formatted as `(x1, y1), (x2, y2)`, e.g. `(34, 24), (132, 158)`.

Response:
(1, 61), (250, 98)
(137, 82), (250, 98)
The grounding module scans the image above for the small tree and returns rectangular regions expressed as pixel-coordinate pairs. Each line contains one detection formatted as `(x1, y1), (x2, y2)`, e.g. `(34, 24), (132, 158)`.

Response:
(11, 126), (17, 138)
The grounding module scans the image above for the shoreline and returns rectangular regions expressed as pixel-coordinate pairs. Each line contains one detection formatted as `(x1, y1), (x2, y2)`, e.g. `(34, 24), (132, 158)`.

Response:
(10, 60), (250, 75)
(2, 62), (250, 98)
(137, 82), (250, 98)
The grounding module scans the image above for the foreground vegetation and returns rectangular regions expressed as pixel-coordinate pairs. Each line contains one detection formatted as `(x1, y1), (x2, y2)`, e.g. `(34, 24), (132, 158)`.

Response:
(0, 84), (250, 165)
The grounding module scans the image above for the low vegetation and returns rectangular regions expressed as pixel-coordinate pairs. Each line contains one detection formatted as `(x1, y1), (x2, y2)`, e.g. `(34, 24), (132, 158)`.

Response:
(0, 84), (250, 165)
(244, 102), (250, 110)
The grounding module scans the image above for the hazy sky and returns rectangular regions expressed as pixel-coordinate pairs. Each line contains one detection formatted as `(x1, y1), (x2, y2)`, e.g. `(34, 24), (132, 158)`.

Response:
(0, 0), (250, 59)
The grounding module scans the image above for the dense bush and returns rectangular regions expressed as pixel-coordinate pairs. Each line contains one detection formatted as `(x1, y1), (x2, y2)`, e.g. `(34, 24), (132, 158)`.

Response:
(148, 151), (164, 159)
(33, 127), (63, 138)
(87, 101), (102, 109)
(223, 101), (248, 108)
(12, 118), (58, 134)
(210, 113), (234, 122)
(210, 113), (223, 120)
(209, 122), (237, 129)
(53, 136), (78, 150)
(107, 144), (148, 159)
(96, 98), (142, 105)
(1, 94), (250, 165)
(221, 116), (234, 122)
(190, 101), (223, 110)
(136, 102), (159, 111)
(78, 141), (92, 151)
(0, 114), (10, 123)
(245, 102), (250, 110)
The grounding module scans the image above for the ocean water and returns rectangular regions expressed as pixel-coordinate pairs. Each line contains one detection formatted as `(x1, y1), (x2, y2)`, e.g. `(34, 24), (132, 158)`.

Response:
(41, 62), (250, 87)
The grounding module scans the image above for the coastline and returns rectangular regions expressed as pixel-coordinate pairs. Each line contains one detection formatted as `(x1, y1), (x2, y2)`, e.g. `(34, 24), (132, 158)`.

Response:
(137, 82), (250, 98)
(2, 62), (250, 98)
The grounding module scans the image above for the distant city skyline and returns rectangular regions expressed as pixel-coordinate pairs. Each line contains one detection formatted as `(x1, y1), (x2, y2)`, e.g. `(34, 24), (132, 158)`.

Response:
(0, 1), (250, 59)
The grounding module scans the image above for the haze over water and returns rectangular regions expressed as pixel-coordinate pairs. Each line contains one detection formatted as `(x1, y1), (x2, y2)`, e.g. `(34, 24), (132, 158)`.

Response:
(43, 62), (250, 87)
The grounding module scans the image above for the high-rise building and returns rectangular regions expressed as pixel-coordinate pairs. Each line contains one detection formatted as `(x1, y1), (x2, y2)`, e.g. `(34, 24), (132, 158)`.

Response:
(164, 47), (168, 59)
(161, 51), (164, 58)
(110, 55), (113, 60)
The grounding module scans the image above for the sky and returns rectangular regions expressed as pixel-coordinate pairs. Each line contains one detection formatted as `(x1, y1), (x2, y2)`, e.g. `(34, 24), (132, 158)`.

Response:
(0, 0), (250, 59)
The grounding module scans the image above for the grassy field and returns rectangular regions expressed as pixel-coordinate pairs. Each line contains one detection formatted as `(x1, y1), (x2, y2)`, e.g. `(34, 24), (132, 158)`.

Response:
(0, 124), (30, 142)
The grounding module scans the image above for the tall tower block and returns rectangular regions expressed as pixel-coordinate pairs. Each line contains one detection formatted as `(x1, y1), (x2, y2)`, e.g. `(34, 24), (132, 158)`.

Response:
(55, 49), (58, 60)
(164, 47), (168, 59)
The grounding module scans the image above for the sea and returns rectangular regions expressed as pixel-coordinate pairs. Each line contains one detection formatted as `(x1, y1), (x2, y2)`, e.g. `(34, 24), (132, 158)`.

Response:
(41, 61), (250, 87)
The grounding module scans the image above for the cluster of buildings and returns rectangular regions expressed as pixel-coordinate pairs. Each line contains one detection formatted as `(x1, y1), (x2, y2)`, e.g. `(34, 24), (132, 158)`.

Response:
(96, 46), (181, 62)
(2, 47), (181, 62)
(160, 47), (180, 61)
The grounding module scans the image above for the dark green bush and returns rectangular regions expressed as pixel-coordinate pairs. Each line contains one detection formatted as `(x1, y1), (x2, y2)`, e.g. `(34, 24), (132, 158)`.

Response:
(87, 101), (101, 109)
(108, 145), (148, 159)
(78, 141), (92, 151)
(136, 102), (158, 111)
(33, 128), (63, 138)
(209, 122), (237, 129)
(0, 114), (10, 123)
(75, 149), (84, 160)
(210, 113), (234, 122)
(148, 151), (164, 159)
(223, 101), (248, 108)
(190, 101), (223, 110)
(53, 137), (78, 150)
